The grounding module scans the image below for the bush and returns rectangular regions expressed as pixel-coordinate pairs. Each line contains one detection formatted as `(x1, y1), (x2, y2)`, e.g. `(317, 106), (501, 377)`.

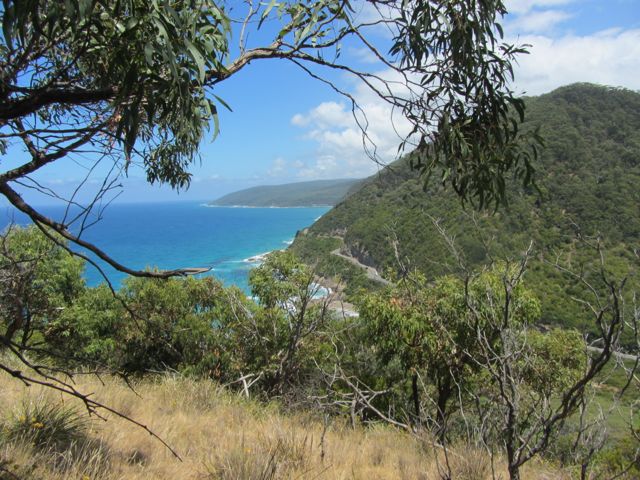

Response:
(448, 447), (491, 480)
(206, 434), (313, 480)
(2, 399), (87, 453)
(594, 438), (640, 478)
(47, 276), (255, 378)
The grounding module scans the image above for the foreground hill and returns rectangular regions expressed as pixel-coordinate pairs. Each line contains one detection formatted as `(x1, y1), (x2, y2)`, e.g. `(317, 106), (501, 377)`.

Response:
(292, 83), (640, 340)
(210, 179), (361, 207)
(0, 373), (563, 479)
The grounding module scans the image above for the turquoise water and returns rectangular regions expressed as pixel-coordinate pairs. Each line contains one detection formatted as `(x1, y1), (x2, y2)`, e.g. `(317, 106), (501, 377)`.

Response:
(0, 202), (329, 292)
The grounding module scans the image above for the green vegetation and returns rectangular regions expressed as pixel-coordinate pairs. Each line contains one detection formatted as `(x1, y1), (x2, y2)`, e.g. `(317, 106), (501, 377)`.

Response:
(243, 250), (336, 394)
(298, 83), (640, 346)
(47, 276), (254, 378)
(1, 223), (637, 478)
(286, 84), (640, 477)
(210, 179), (362, 207)
(0, 226), (85, 347)
(1, 2), (637, 477)
(358, 269), (542, 435)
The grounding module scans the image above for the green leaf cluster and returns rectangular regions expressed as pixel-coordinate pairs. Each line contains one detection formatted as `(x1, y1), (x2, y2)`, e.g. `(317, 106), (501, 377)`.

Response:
(357, 267), (541, 423)
(2, 0), (232, 189)
(47, 275), (253, 377)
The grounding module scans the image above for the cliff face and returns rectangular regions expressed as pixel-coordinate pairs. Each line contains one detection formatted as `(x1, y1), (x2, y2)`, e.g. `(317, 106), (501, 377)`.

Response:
(344, 242), (377, 269)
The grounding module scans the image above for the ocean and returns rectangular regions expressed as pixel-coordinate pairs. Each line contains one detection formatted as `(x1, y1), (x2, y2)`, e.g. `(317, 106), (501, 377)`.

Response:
(0, 202), (330, 292)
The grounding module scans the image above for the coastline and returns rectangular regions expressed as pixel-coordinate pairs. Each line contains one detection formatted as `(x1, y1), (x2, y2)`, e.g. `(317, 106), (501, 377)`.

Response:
(70, 203), (327, 290)
(243, 251), (273, 264)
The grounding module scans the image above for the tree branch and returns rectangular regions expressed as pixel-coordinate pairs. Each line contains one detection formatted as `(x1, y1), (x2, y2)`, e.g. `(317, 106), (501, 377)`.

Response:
(0, 87), (115, 122)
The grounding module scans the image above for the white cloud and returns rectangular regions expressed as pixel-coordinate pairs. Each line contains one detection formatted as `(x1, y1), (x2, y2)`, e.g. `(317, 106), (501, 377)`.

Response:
(501, 0), (640, 94)
(507, 9), (572, 33)
(512, 28), (640, 95)
(505, 0), (576, 15)
(296, 156), (339, 179)
(267, 157), (287, 177)
(192, 174), (220, 183)
(347, 46), (381, 64)
(291, 102), (354, 130)
(350, 0), (399, 39)
(290, 71), (415, 180)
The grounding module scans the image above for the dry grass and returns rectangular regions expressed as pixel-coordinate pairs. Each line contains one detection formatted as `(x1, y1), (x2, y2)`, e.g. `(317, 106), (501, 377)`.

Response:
(0, 373), (567, 479)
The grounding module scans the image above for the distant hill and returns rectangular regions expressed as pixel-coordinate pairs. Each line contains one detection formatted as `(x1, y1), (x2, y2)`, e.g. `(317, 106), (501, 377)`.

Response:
(209, 179), (361, 207)
(291, 83), (640, 344)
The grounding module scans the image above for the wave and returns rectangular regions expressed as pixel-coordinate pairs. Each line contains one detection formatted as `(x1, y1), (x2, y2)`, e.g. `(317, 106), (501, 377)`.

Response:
(243, 251), (272, 264)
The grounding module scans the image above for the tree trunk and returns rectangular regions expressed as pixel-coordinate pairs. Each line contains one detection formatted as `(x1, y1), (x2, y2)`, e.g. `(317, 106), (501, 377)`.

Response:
(506, 417), (520, 480)
(508, 463), (521, 480)
(435, 378), (452, 442)
(411, 372), (421, 426)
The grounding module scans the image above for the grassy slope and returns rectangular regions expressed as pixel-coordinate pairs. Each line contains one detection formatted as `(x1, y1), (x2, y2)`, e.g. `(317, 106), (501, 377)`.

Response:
(293, 84), (640, 341)
(0, 373), (564, 479)
(210, 179), (362, 207)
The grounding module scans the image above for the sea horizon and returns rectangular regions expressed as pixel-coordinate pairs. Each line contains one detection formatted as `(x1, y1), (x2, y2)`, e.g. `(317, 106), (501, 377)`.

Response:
(0, 202), (329, 292)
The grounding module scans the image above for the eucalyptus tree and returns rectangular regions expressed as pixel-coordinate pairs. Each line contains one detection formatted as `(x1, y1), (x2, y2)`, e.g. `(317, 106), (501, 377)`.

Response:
(247, 250), (331, 395)
(358, 268), (540, 437)
(0, 0), (537, 279)
(0, 225), (84, 348)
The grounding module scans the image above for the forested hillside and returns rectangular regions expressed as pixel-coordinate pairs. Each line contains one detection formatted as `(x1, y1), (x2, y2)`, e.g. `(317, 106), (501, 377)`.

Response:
(209, 179), (361, 207)
(292, 83), (640, 340)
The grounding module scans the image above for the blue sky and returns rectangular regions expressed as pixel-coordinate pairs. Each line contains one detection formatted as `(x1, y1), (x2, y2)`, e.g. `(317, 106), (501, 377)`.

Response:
(3, 0), (639, 205)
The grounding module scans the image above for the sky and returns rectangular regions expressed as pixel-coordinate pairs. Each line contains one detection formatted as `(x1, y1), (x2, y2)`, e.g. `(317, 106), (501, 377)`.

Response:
(3, 0), (639, 205)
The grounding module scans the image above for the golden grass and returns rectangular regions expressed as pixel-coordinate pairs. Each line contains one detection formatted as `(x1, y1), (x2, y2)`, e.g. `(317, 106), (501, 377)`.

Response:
(0, 373), (567, 479)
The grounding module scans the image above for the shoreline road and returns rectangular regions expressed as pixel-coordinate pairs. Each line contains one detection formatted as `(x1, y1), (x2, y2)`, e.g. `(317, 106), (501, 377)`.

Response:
(587, 346), (638, 362)
(330, 248), (391, 286)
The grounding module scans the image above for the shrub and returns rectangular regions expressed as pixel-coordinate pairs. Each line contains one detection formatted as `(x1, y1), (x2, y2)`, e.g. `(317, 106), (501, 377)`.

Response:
(205, 433), (314, 479)
(448, 447), (491, 480)
(2, 399), (87, 453)
(207, 445), (280, 480)
(594, 438), (640, 478)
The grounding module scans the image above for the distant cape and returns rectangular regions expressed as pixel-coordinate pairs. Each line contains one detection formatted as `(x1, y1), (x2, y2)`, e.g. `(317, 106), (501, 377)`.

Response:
(209, 179), (361, 207)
